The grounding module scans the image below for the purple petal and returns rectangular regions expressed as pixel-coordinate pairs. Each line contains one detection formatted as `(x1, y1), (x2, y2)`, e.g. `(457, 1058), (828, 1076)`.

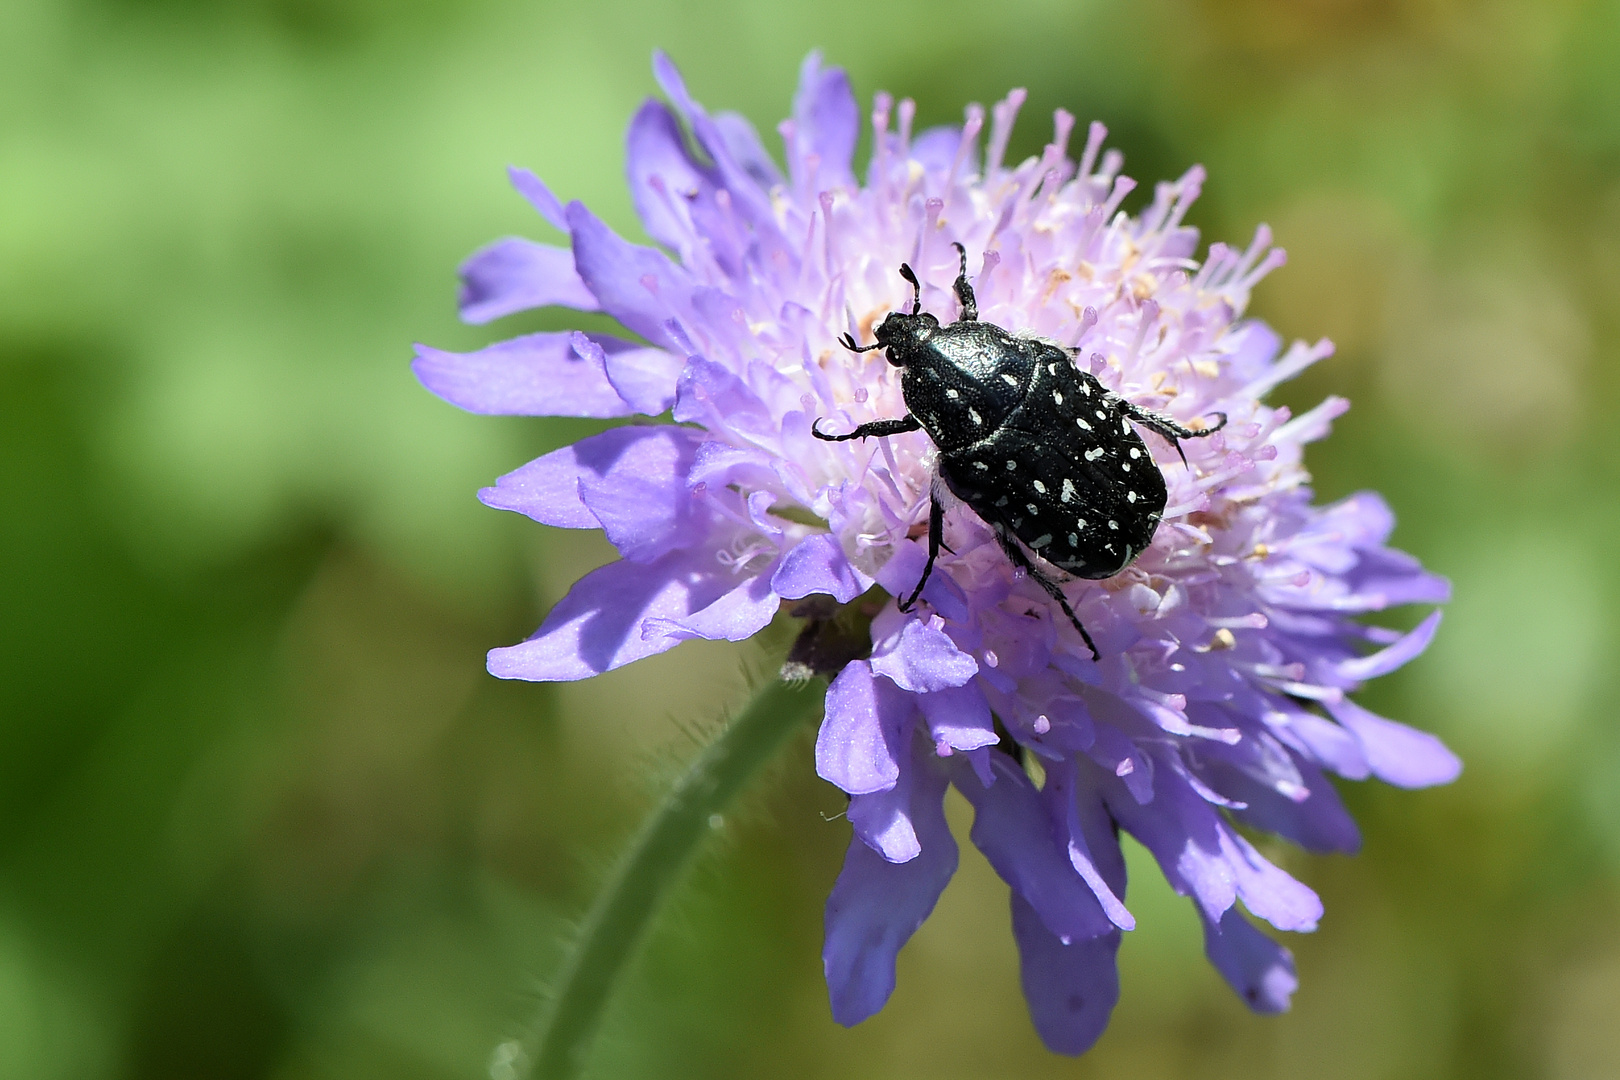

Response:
(772, 533), (871, 604)
(816, 661), (917, 795)
(1326, 698), (1462, 788)
(642, 569), (780, 643)
(1338, 610), (1442, 681)
(1276, 706), (1370, 780)
(1011, 894), (1121, 1056)
(1196, 735), (1362, 854)
(1045, 760), (1134, 930)
(650, 52), (780, 233)
(413, 333), (638, 418)
(848, 761), (919, 862)
(457, 238), (598, 324)
(918, 681), (998, 752)
(1085, 722), (1154, 805)
(566, 201), (694, 350)
(573, 332), (684, 416)
(626, 99), (717, 254)
(823, 758), (956, 1026)
(912, 126), (968, 174)
(506, 165), (568, 232)
(790, 51), (858, 188)
(713, 111), (783, 188)
(1202, 908), (1298, 1014)
(870, 617), (978, 693)
(1108, 771), (1322, 932)
(478, 426), (703, 530)
(874, 540), (971, 624)
(953, 752), (1114, 944)
(487, 547), (738, 681)
(577, 440), (701, 563)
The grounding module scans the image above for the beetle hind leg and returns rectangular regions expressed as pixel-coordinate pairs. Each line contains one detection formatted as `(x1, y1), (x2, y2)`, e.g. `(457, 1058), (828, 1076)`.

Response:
(994, 527), (1100, 661)
(899, 487), (945, 614)
(1121, 402), (1228, 468)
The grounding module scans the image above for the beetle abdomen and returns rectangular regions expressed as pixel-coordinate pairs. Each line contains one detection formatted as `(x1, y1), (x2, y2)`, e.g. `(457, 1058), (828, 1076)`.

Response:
(939, 347), (1168, 578)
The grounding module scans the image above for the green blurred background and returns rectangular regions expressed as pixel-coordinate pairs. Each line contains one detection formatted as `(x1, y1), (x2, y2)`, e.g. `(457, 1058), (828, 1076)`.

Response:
(4, 0), (1619, 1076)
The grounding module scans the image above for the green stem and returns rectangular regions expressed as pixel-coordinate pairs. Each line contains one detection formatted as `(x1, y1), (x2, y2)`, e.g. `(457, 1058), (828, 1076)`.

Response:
(502, 676), (824, 1080)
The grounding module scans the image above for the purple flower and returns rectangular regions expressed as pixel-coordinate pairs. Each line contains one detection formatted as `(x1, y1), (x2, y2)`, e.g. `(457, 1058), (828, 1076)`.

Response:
(415, 52), (1459, 1055)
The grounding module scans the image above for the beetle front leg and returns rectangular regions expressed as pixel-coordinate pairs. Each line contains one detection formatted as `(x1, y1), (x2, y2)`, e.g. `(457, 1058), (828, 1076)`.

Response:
(810, 414), (922, 442)
(949, 242), (978, 322)
(995, 527), (1101, 661)
(899, 487), (945, 614)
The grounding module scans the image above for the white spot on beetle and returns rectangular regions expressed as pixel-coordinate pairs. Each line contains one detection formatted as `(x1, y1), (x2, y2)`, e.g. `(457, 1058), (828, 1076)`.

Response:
(1033, 480), (1047, 494)
(974, 460), (989, 470)
(1031, 534), (1052, 548)
(1077, 418), (1092, 431)
(1006, 460), (1017, 470)
(1068, 532), (1079, 547)
(1122, 420), (1131, 434)
(1121, 462), (1131, 472)
(1107, 520), (1119, 530)
(1053, 391), (1063, 405)
(1127, 490), (1137, 503)
(1079, 381), (1091, 395)
(946, 388), (960, 399)
(968, 408), (982, 425)
(1076, 518), (1086, 530)
(1026, 502), (1039, 514)
(1129, 447), (1141, 459)
(1048, 363), (1058, 375)
(1061, 479), (1076, 502)
(1085, 447), (1104, 461)
(1095, 409), (1107, 419)
(1001, 373), (1019, 386)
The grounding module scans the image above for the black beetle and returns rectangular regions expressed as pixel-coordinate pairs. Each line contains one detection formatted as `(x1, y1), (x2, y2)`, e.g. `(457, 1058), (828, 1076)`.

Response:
(813, 244), (1225, 659)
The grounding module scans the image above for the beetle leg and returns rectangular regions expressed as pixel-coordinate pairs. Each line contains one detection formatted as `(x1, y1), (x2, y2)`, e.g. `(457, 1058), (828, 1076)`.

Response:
(898, 263), (922, 315)
(995, 528), (1101, 661)
(811, 414), (922, 442)
(950, 241), (978, 322)
(1120, 403), (1228, 468)
(900, 487), (945, 614)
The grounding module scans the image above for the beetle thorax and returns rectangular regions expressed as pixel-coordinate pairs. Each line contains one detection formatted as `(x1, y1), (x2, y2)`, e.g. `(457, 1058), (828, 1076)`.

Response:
(896, 323), (1037, 452)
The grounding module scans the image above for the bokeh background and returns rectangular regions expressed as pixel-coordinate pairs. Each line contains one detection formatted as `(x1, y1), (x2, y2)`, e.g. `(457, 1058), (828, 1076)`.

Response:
(4, 0), (1619, 1076)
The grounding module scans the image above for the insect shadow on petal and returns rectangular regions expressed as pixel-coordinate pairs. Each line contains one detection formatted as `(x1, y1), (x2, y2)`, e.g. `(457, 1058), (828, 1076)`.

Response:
(814, 243), (1226, 659)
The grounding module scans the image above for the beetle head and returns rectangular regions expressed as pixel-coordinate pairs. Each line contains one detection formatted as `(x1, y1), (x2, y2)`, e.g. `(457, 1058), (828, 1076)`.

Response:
(872, 310), (938, 364)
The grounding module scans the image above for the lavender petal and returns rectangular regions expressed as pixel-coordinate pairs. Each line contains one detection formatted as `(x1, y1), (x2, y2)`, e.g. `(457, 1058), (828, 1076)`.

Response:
(457, 237), (598, 324)
(953, 752), (1115, 944)
(823, 759), (956, 1026)
(413, 333), (636, 418)
(478, 425), (702, 531)
(1010, 894), (1121, 1056)
(1327, 698), (1462, 788)
(1202, 907), (1298, 1014)
(772, 533), (872, 604)
(487, 547), (739, 682)
(816, 660), (917, 795)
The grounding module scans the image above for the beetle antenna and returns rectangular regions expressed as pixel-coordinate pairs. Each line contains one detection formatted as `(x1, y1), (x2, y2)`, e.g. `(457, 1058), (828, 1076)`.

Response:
(898, 263), (921, 315)
(838, 333), (883, 353)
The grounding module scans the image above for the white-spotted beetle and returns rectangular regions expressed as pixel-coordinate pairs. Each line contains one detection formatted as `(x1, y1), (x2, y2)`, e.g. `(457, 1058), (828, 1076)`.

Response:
(814, 244), (1225, 659)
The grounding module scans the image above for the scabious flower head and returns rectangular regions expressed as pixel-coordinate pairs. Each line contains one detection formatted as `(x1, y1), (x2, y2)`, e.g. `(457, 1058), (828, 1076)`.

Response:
(415, 52), (1458, 1054)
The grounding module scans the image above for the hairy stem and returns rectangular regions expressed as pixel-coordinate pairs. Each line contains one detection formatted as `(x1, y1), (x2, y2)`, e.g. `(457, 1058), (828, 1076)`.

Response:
(501, 676), (824, 1080)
